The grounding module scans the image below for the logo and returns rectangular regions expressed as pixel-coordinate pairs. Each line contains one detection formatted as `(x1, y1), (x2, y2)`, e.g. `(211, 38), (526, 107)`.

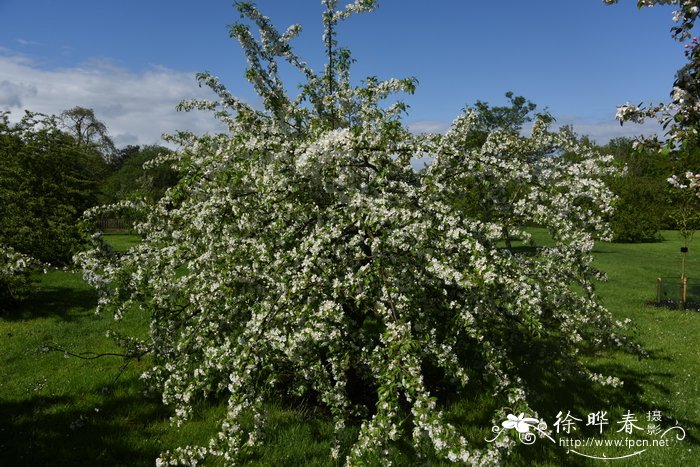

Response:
(486, 410), (686, 460)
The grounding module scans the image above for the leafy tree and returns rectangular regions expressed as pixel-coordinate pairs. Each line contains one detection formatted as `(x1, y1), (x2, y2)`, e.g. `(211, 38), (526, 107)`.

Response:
(460, 92), (539, 149)
(109, 144), (141, 171)
(603, 138), (671, 242)
(59, 106), (116, 162)
(100, 145), (177, 204)
(0, 111), (108, 266)
(79, 2), (642, 465)
(0, 113), (36, 306)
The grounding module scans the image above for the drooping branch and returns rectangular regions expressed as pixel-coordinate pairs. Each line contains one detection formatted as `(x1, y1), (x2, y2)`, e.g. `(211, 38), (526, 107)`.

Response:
(43, 342), (149, 361)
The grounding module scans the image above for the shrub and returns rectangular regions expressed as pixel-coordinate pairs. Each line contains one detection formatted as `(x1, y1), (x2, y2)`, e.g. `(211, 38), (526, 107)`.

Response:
(79, 2), (643, 464)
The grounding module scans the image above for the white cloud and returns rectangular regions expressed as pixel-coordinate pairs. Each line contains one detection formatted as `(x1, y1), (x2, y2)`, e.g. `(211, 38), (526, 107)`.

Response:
(0, 53), (226, 147)
(407, 119), (451, 135)
(552, 117), (665, 145)
(0, 50), (668, 150)
(16, 39), (41, 46)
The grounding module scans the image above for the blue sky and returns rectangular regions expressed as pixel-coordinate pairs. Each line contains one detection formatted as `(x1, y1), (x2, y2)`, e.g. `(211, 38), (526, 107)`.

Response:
(0, 0), (690, 147)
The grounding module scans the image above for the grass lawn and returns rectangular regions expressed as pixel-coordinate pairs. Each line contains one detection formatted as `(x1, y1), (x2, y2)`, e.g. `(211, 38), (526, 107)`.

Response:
(1, 231), (699, 465)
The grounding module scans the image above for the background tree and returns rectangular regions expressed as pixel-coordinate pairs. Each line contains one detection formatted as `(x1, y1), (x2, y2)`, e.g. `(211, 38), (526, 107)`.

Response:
(0, 111), (108, 266)
(59, 106), (117, 162)
(603, 137), (671, 242)
(0, 112), (36, 307)
(100, 145), (177, 204)
(109, 144), (141, 171)
(460, 91), (539, 149)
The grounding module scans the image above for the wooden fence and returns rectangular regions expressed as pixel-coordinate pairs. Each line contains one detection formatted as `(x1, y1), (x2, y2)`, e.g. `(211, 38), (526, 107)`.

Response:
(95, 218), (131, 232)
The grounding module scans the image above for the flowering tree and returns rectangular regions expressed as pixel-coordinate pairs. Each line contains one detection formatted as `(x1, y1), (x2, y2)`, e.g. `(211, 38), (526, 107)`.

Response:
(79, 2), (641, 464)
(450, 92), (549, 249)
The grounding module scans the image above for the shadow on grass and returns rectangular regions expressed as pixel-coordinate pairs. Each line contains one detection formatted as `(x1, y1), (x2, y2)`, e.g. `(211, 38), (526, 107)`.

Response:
(648, 300), (700, 312)
(491, 350), (700, 466)
(2, 358), (695, 467)
(585, 360), (700, 445)
(242, 404), (335, 467)
(2, 284), (98, 321)
(244, 343), (700, 466)
(0, 378), (168, 466)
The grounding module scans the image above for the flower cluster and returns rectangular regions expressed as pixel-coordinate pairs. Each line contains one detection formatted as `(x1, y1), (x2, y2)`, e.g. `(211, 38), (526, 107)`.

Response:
(79, 2), (642, 465)
(668, 171), (700, 193)
(614, 102), (652, 124)
(0, 243), (37, 306)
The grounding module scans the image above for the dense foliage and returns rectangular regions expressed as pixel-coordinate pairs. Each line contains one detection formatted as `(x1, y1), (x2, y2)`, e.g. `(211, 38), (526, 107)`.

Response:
(78, 2), (644, 465)
(0, 111), (109, 267)
(100, 145), (178, 204)
(450, 93), (546, 248)
(603, 138), (672, 242)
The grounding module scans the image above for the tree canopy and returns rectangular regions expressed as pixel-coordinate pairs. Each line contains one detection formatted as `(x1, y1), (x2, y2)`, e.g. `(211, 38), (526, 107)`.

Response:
(59, 106), (116, 161)
(0, 111), (108, 267)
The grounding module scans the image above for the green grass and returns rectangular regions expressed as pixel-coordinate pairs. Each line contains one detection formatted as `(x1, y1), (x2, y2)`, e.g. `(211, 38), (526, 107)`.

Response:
(101, 232), (141, 252)
(1, 232), (699, 465)
(582, 232), (700, 465)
